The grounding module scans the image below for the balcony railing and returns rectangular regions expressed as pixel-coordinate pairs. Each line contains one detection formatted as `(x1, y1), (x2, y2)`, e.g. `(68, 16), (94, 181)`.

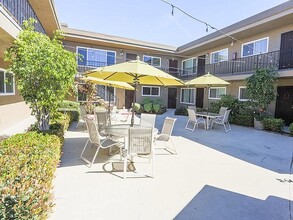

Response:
(205, 50), (280, 76)
(158, 67), (197, 80)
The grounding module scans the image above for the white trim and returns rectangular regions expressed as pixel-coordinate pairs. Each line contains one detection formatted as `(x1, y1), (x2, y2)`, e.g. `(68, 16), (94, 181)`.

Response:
(142, 55), (161, 67)
(208, 87), (226, 100)
(180, 88), (195, 104)
(238, 86), (249, 101)
(241, 37), (269, 58)
(0, 69), (15, 96)
(141, 86), (160, 97)
(76, 46), (117, 67)
(210, 48), (228, 63)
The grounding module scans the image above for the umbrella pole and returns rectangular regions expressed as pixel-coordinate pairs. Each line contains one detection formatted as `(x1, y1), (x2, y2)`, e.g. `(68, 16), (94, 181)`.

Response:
(131, 79), (138, 127)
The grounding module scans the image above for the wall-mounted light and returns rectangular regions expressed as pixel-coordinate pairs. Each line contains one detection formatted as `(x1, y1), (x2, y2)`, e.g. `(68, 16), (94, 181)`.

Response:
(119, 49), (124, 56)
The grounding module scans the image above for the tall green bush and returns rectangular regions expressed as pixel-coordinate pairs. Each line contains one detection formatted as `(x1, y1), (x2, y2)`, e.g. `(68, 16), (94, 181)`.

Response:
(0, 132), (61, 219)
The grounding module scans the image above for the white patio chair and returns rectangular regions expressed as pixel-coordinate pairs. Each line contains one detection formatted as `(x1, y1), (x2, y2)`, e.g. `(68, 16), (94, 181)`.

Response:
(119, 108), (132, 123)
(187, 105), (197, 112)
(122, 127), (154, 178)
(76, 104), (87, 128)
(80, 117), (122, 167)
(140, 113), (156, 127)
(218, 107), (228, 119)
(94, 109), (109, 135)
(185, 109), (206, 131)
(211, 109), (232, 132)
(154, 117), (177, 154)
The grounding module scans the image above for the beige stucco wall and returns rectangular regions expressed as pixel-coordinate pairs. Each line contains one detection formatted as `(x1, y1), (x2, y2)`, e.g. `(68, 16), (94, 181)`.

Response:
(0, 101), (32, 132)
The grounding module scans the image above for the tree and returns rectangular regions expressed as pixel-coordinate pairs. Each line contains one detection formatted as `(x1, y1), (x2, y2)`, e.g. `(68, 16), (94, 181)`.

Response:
(4, 19), (77, 130)
(246, 68), (278, 114)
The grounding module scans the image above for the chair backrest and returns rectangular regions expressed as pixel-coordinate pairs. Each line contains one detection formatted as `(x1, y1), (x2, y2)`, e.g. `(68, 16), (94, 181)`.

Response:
(128, 127), (153, 155)
(187, 106), (197, 112)
(161, 117), (177, 136)
(140, 113), (156, 127)
(84, 116), (101, 145)
(80, 105), (87, 118)
(94, 110), (108, 131)
(187, 109), (197, 122)
(111, 106), (117, 114)
(223, 109), (231, 123)
(219, 107), (228, 117)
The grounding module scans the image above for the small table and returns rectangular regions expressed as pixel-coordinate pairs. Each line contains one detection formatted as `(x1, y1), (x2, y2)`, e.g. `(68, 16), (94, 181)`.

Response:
(195, 112), (220, 130)
(105, 124), (158, 179)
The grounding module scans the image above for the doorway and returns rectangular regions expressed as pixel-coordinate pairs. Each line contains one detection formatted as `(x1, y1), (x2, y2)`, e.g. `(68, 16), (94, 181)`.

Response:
(279, 31), (293, 69)
(168, 88), (177, 108)
(275, 86), (293, 126)
(125, 90), (134, 109)
(196, 88), (204, 108)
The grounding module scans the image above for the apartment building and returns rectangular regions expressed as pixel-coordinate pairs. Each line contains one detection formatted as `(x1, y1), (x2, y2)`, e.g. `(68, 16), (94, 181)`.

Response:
(1, 0), (292, 131)
(64, 1), (293, 125)
(0, 0), (59, 132)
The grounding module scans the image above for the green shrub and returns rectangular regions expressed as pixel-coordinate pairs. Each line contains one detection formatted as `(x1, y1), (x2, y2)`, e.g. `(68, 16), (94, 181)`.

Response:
(262, 117), (284, 132)
(58, 100), (80, 122)
(0, 132), (61, 219)
(232, 114), (254, 127)
(60, 100), (80, 109)
(144, 102), (153, 113)
(134, 103), (144, 113)
(175, 106), (188, 116)
(289, 123), (293, 136)
(153, 103), (160, 113)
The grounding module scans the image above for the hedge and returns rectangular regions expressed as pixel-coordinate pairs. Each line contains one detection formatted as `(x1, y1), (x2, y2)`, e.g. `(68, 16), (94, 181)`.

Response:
(262, 117), (284, 132)
(58, 100), (80, 122)
(0, 132), (61, 219)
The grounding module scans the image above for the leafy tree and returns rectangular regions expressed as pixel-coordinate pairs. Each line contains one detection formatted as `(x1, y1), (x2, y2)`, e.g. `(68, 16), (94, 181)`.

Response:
(246, 68), (278, 114)
(4, 19), (77, 130)
(77, 81), (97, 114)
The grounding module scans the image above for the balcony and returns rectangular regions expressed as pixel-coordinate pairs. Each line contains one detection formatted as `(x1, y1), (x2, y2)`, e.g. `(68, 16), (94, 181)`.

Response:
(205, 50), (280, 76)
(77, 61), (108, 75)
(158, 67), (197, 80)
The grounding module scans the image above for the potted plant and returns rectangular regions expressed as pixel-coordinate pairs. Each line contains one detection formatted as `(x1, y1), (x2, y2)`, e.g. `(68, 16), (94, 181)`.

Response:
(246, 68), (278, 130)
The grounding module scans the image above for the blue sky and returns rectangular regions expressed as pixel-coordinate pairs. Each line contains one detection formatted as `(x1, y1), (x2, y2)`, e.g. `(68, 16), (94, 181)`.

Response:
(55, 0), (288, 47)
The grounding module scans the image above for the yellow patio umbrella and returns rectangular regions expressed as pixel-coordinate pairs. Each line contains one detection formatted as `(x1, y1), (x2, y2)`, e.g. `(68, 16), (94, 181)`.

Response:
(85, 57), (184, 126)
(80, 76), (134, 113)
(185, 72), (230, 111)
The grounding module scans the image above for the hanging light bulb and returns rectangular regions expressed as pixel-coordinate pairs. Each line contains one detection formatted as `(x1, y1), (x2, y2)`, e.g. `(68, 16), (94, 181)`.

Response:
(171, 5), (174, 16)
(206, 24), (209, 32)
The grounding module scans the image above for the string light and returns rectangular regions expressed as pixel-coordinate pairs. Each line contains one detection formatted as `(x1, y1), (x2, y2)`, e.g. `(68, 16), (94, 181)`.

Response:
(160, 0), (278, 62)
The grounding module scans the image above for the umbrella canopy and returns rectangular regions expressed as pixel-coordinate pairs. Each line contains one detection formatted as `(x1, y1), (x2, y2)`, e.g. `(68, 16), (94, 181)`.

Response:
(85, 58), (184, 125)
(185, 72), (230, 111)
(85, 59), (184, 86)
(80, 76), (134, 90)
(185, 72), (230, 87)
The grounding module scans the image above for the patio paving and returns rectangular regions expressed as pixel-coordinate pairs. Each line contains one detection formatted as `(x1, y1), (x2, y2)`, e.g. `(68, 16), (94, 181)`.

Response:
(49, 109), (293, 220)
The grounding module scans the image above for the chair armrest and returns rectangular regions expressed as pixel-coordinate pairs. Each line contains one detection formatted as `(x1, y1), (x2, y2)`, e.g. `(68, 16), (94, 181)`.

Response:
(155, 134), (170, 141)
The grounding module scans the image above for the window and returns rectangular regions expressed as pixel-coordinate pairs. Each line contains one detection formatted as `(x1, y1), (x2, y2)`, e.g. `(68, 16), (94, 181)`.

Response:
(238, 86), (249, 101)
(182, 58), (197, 75)
(242, 38), (269, 57)
(209, 87), (226, 99)
(211, 48), (228, 63)
(0, 70), (15, 95)
(142, 86), (160, 96)
(180, 88), (195, 104)
(143, 55), (161, 67)
(77, 47), (116, 67)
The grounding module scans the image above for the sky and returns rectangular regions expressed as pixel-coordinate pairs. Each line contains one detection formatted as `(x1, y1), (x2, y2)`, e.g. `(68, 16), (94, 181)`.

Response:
(54, 0), (289, 47)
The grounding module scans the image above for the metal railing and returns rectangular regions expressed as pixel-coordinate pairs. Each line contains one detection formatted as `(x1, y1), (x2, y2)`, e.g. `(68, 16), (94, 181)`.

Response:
(205, 50), (280, 76)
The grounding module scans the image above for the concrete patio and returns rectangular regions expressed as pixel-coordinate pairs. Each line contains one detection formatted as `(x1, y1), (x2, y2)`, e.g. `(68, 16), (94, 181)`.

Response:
(49, 109), (293, 220)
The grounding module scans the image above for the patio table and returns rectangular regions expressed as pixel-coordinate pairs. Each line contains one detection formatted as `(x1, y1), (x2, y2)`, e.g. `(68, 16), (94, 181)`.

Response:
(105, 124), (158, 178)
(195, 112), (220, 130)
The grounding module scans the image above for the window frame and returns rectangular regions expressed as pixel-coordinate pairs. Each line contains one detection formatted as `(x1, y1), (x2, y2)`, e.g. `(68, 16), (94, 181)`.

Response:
(141, 86), (160, 97)
(0, 69), (15, 96)
(142, 55), (161, 67)
(210, 48), (228, 63)
(180, 88), (195, 104)
(241, 37), (269, 58)
(208, 87), (226, 100)
(182, 57), (197, 75)
(76, 46), (116, 67)
(238, 86), (249, 101)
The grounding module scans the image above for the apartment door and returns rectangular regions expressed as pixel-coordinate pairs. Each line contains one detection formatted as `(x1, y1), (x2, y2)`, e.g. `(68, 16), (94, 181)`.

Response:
(279, 31), (293, 69)
(196, 88), (204, 108)
(197, 55), (206, 76)
(168, 88), (177, 108)
(275, 86), (293, 126)
(168, 59), (178, 75)
(125, 90), (134, 109)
